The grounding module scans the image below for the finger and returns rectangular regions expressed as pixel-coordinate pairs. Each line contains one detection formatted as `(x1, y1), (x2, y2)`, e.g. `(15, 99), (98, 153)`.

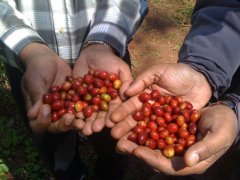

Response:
(184, 106), (237, 167)
(72, 118), (86, 130)
(47, 113), (74, 133)
(116, 135), (139, 154)
(82, 112), (97, 136)
(126, 66), (166, 97)
(184, 130), (230, 167)
(75, 112), (85, 119)
(29, 104), (51, 133)
(111, 115), (137, 139)
(133, 147), (187, 174)
(27, 99), (43, 120)
(91, 111), (107, 133)
(118, 64), (133, 100)
(105, 97), (122, 128)
(110, 95), (142, 123)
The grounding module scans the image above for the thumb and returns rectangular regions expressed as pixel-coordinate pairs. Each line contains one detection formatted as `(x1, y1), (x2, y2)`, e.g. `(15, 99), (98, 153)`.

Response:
(27, 99), (43, 120)
(118, 65), (133, 100)
(184, 131), (230, 167)
(29, 104), (52, 133)
(125, 66), (163, 97)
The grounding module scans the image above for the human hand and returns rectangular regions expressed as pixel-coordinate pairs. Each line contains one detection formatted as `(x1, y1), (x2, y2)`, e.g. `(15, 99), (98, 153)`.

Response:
(113, 104), (237, 175)
(72, 44), (132, 135)
(110, 63), (212, 137)
(20, 43), (74, 133)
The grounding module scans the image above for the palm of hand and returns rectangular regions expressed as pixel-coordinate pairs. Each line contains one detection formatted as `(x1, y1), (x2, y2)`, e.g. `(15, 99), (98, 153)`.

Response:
(72, 45), (132, 135)
(114, 104), (237, 176)
(22, 55), (73, 133)
(128, 63), (212, 109)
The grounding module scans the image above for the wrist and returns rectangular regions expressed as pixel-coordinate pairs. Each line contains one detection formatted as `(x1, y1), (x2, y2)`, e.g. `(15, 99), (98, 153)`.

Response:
(81, 41), (117, 55)
(208, 99), (237, 115)
(20, 43), (53, 66)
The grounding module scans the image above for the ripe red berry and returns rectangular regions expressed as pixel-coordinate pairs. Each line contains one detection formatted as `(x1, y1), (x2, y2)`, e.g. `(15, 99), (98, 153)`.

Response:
(42, 93), (53, 104)
(166, 123), (178, 134)
(83, 106), (93, 118)
(150, 90), (160, 100)
(137, 132), (148, 145)
(138, 92), (151, 103)
(51, 100), (64, 111)
(145, 139), (157, 149)
(132, 110), (145, 121)
(51, 112), (59, 122)
(61, 81), (71, 92)
(98, 70), (108, 80)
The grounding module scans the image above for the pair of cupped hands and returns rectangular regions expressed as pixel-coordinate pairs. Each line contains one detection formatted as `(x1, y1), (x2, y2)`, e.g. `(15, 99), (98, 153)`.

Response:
(20, 43), (237, 176)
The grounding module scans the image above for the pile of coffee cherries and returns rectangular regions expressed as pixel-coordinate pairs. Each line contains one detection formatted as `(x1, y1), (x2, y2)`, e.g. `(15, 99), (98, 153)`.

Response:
(127, 90), (200, 158)
(42, 69), (122, 122)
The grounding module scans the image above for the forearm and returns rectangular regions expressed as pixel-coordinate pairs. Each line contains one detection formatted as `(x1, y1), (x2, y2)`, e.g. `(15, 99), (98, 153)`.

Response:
(84, 0), (148, 57)
(178, 0), (240, 99)
(0, 0), (45, 68)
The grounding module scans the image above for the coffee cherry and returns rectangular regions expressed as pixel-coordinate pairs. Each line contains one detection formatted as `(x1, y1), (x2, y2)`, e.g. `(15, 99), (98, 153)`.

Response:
(157, 139), (166, 150)
(98, 70), (108, 80)
(100, 101), (109, 111)
(75, 101), (84, 112)
(138, 132), (148, 145)
(149, 130), (159, 141)
(61, 81), (71, 92)
(128, 132), (137, 143)
(42, 93), (53, 104)
(167, 123), (178, 134)
(190, 109), (200, 123)
(83, 106), (93, 118)
(174, 144), (184, 155)
(43, 69), (122, 122)
(139, 92), (151, 103)
(101, 93), (111, 103)
(150, 90), (160, 100)
(145, 139), (157, 149)
(163, 145), (175, 158)
(113, 79), (122, 90)
(51, 100), (64, 111)
(51, 112), (59, 122)
(108, 73), (119, 82)
(132, 110), (145, 121)
(50, 85), (60, 93)
(83, 74), (93, 84)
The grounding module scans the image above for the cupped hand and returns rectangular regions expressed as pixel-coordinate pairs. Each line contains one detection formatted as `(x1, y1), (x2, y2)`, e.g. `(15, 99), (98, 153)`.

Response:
(114, 104), (237, 176)
(110, 63), (212, 132)
(72, 44), (132, 136)
(20, 43), (74, 133)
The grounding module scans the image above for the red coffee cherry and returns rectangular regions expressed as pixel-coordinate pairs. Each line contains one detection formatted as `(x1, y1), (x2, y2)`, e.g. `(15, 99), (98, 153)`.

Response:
(138, 92), (151, 103)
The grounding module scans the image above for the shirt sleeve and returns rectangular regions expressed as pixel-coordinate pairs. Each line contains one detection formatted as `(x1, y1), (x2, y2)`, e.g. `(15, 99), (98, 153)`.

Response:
(221, 93), (240, 143)
(0, 0), (45, 68)
(84, 0), (148, 57)
(178, 0), (240, 99)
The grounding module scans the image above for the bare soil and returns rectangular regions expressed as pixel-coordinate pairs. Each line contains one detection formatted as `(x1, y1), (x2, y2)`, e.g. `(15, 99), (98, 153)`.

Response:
(130, 0), (194, 75)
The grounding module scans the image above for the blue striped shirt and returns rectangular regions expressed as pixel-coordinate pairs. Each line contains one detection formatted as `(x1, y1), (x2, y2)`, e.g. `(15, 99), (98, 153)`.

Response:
(0, 0), (148, 69)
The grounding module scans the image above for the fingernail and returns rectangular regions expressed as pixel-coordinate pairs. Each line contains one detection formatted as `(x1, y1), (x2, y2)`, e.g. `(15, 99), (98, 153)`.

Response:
(189, 153), (199, 166)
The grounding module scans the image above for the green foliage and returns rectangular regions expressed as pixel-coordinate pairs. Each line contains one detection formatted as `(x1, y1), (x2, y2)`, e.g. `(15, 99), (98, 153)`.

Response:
(0, 159), (9, 179)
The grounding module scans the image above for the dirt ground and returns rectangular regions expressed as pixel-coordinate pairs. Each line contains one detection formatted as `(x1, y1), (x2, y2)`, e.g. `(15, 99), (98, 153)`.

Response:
(129, 0), (194, 76)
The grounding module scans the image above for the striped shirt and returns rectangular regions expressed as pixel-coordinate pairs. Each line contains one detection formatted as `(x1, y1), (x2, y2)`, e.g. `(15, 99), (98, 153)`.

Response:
(0, 0), (148, 70)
